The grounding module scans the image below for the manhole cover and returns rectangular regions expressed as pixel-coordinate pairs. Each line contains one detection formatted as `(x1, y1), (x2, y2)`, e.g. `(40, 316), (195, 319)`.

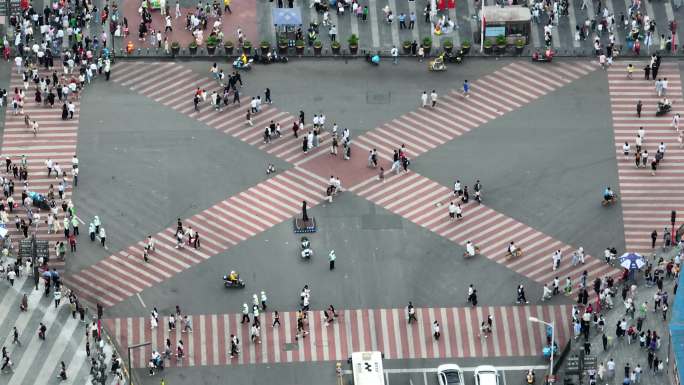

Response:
(283, 343), (298, 351)
(366, 91), (391, 104)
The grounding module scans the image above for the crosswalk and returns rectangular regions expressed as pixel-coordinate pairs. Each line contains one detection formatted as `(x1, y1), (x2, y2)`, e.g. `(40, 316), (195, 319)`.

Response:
(607, 62), (684, 254)
(107, 303), (571, 368)
(110, 62), (333, 165)
(1, 66), (85, 273)
(351, 171), (622, 287)
(65, 167), (329, 308)
(0, 267), (116, 384)
(352, 61), (597, 161)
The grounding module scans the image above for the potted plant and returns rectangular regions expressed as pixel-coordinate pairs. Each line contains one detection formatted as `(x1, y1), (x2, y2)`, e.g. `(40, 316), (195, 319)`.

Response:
(295, 39), (305, 55)
(461, 39), (471, 55)
(278, 38), (288, 55)
(442, 38), (453, 54)
(483, 38), (493, 54)
(242, 40), (252, 55)
(514, 38), (525, 55)
(402, 40), (412, 54)
(260, 40), (271, 55)
(188, 41), (198, 55)
(313, 40), (323, 55)
(331, 40), (341, 54)
(224, 40), (234, 56)
(170, 41), (180, 56)
(206, 35), (219, 55)
(422, 36), (432, 55)
(348, 34), (359, 55)
(495, 34), (507, 53)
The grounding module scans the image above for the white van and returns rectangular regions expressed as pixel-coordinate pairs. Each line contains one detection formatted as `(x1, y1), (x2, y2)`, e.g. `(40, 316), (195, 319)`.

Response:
(350, 351), (385, 385)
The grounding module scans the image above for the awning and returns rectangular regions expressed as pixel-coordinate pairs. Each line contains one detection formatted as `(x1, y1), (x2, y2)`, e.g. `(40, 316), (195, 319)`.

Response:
(272, 7), (302, 25)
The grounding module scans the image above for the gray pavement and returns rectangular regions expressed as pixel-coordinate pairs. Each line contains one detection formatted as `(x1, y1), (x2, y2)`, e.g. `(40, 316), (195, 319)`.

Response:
(257, 0), (684, 56)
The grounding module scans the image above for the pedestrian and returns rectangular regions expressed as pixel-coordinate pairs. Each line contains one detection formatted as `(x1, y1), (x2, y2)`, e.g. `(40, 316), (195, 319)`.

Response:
(462, 80), (469, 98)
(602, 333), (608, 350)
(432, 320), (440, 340)
(99, 227), (106, 247)
(391, 45), (398, 64)
(430, 90), (437, 107)
(636, 100), (642, 117)
(420, 91), (428, 107)
(273, 310), (281, 327)
(407, 301), (417, 324)
(651, 230), (658, 249)
(264, 88), (272, 104)
(12, 326), (20, 346)
(182, 315), (193, 332)
(644, 64), (651, 80)
(241, 303), (250, 324)
(329, 249), (336, 270)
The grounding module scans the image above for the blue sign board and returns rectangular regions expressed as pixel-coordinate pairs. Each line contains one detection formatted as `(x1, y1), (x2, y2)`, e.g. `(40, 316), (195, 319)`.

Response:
(485, 26), (506, 37)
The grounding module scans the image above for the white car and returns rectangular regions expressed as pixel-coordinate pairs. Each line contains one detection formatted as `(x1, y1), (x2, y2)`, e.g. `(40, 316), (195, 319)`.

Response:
(437, 364), (464, 385)
(474, 365), (500, 385)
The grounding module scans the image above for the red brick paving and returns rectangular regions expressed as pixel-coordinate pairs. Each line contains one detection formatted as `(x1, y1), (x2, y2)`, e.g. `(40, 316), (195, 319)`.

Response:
(120, 0), (257, 48)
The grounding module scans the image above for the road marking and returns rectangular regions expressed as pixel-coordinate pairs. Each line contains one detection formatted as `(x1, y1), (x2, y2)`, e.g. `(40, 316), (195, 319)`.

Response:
(136, 292), (147, 308)
(449, 7), (461, 47)
(387, 0), (401, 48)
(407, 1), (420, 44)
(342, 365), (548, 374)
(368, 0), (381, 49)
(566, 0), (581, 48)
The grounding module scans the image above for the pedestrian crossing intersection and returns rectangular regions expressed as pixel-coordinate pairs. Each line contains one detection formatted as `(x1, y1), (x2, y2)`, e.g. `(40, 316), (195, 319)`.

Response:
(607, 62), (684, 254)
(110, 62), (332, 166)
(107, 303), (571, 368)
(65, 167), (329, 309)
(351, 172), (622, 287)
(0, 270), (116, 384)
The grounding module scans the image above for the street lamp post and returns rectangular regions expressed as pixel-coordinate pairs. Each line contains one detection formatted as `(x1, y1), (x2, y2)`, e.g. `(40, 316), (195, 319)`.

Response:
(529, 316), (555, 384)
(128, 341), (151, 385)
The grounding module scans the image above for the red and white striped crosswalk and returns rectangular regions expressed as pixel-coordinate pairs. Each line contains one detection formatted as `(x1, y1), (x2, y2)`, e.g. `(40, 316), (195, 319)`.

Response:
(107, 303), (571, 368)
(65, 168), (328, 308)
(352, 61), (596, 160)
(351, 172), (622, 286)
(607, 63), (684, 254)
(1, 66), (81, 272)
(110, 62), (331, 165)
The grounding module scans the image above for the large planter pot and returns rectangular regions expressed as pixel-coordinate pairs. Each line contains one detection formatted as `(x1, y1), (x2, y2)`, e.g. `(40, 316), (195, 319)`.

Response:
(331, 45), (340, 55)
(295, 45), (305, 55)
(443, 45), (453, 54)
(402, 44), (411, 54)
(483, 45), (493, 54)
(171, 46), (180, 56)
(422, 44), (431, 56)
(242, 46), (252, 55)
(349, 44), (358, 55)
(260, 45), (270, 55)
(207, 45), (216, 55)
(514, 45), (524, 55)
(188, 45), (198, 55)
(224, 45), (234, 56)
(278, 44), (288, 55)
(313, 45), (322, 55)
(461, 45), (471, 55)
(495, 44), (507, 54)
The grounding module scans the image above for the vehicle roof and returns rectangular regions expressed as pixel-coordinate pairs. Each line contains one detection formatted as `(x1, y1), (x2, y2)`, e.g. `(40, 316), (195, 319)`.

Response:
(438, 364), (463, 372)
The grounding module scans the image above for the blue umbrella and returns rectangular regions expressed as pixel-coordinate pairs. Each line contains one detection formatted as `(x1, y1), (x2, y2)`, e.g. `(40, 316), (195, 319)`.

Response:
(619, 252), (646, 270)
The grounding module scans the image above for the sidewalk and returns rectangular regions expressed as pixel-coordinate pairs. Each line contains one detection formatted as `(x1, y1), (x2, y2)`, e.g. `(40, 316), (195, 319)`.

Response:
(556, 250), (678, 385)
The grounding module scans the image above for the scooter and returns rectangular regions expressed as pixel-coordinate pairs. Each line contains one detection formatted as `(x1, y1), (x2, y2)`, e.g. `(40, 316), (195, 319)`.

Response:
(232, 58), (253, 71)
(444, 49), (464, 64)
(601, 194), (618, 206)
(223, 276), (246, 288)
(428, 54), (447, 71)
(531, 49), (554, 62)
(366, 53), (380, 66)
(656, 102), (672, 116)
(301, 236), (313, 259)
